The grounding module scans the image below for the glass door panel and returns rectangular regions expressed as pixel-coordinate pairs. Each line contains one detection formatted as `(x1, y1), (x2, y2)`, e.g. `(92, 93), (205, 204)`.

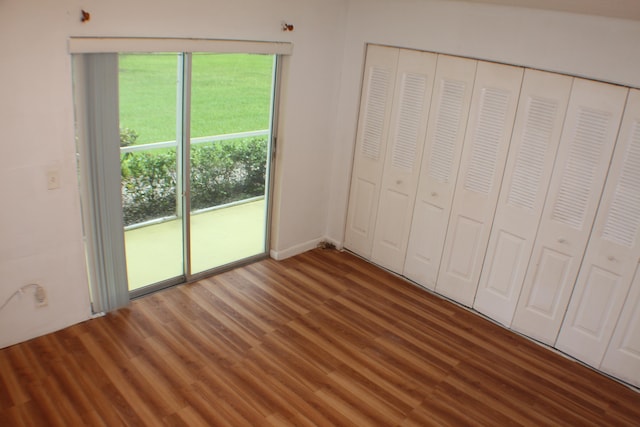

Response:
(189, 53), (274, 274)
(118, 53), (185, 290)
(117, 52), (275, 291)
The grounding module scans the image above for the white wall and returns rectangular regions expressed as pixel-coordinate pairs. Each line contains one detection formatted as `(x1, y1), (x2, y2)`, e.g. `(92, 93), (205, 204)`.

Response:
(326, 0), (640, 245)
(0, 0), (347, 348)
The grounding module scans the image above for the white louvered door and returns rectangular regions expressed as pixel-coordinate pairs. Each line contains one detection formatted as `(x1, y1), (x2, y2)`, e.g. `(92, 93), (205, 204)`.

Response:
(473, 70), (572, 326)
(511, 79), (628, 345)
(601, 262), (640, 387)
(556, 89), (640, 368)
(435, 62), (523, 306)
(344, 46), (640, 387)
(370, 50), (437, 273)
(344, 45), (398, 258)
(403, 55), (477, 290)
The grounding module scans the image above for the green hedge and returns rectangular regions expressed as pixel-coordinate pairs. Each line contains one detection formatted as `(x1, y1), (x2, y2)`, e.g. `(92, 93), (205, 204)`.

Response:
(121, 137), (267, 226)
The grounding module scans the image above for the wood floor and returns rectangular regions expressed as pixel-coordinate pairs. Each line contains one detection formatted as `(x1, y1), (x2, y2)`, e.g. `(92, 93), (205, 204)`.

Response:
(1, 249), (638, 426)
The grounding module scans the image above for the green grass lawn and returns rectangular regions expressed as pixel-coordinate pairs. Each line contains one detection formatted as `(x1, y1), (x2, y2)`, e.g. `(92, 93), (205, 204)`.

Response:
(118, 53), (274, 145)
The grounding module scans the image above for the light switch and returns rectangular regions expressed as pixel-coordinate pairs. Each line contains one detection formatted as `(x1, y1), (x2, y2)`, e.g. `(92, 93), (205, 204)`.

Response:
(47, 170), (60, 190)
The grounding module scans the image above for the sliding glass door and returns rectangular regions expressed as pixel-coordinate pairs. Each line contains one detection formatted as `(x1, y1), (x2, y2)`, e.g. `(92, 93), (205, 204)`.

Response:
(189, 53), (273, 275)
(119, 53), (183, 289)
(118, 53), (276, 293)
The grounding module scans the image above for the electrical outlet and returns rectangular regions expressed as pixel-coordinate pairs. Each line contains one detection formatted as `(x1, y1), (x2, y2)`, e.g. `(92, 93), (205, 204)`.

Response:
(34, 285), (48, 307)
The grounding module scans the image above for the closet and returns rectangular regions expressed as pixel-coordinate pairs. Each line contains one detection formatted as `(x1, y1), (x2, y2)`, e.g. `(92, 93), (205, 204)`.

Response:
(402, 54), (476, 290)
(369, 50), (436, 273)
(510, 79), (627, 344)
(556, 89), (640, 375)
(344, 46), (398, 259)
(434, 61), (522, 307)
(345, 44), (640, 388)
(473, 70), (572, 326)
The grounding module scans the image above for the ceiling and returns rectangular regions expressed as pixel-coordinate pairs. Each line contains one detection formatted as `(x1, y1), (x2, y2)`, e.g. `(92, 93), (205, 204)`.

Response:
(452, 0), (640, 21)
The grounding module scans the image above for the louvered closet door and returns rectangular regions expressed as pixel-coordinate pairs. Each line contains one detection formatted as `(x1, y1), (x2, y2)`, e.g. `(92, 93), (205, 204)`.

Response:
(601, 262), (640, 387)
(557, 89), (640, 369)
(511, 79), (628, 345)
(473, 70), (572, 326)
(344, 45), (399, 258)
(370, 50), (437, 273)
(435, 62), (523, 307)
(403, 55), (477, 290)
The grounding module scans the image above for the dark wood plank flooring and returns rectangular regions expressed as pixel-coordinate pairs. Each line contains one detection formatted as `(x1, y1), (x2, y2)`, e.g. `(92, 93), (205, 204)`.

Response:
(1, 248), (638, 426)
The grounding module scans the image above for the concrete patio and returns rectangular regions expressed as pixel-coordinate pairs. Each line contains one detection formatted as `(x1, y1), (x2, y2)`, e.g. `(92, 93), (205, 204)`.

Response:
(124, 199), (267, 290)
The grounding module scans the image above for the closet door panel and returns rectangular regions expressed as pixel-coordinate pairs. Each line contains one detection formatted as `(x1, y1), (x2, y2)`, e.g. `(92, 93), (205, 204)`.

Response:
(435, 61), (524, 306)
(556, 89), (640, 367)
(403, 55), (477, 289)
(371, 50), (437, 273)
(474, 70), (572, 326)
(601, 262), (640, 387)
(345, 45), (399, 258)
(511, 79), (628, 345)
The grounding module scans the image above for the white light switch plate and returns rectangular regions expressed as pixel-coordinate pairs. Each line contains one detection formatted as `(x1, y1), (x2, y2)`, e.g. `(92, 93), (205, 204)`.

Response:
(46, 170), (60, 190)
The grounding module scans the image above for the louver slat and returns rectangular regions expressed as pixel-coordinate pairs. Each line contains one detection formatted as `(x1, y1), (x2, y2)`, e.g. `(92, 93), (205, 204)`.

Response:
(391, 73), (428, 171)
(429, 80), (467, 183)
(464, 88), (510, 196)
(507, 97), (558, 211)
(602, 122), (640, 248)
(362, 67), (391, 160)
(552, 108), (611, 229)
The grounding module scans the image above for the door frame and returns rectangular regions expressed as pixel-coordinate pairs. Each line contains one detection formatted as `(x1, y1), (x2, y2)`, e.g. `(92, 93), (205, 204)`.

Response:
(71, 38), (290, 312)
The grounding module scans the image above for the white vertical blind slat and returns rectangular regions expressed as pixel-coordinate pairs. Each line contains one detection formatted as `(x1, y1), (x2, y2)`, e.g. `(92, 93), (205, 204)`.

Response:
(74, 53), (130, 313)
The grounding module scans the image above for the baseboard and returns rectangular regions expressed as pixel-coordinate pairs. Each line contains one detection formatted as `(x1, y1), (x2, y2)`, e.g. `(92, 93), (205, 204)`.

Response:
(270, 238), (323, 260)
(269, 236), (344, 260)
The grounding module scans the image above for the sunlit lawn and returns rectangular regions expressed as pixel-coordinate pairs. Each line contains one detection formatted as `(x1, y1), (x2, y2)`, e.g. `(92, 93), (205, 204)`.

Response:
(118, 53), (274, 144)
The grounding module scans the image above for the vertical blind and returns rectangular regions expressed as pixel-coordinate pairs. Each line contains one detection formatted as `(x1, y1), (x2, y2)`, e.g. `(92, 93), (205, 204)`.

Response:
(73, 53), (130, 313)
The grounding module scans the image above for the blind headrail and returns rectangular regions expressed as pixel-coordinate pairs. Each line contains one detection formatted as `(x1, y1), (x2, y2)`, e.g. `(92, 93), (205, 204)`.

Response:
(69, 37), (293, 55)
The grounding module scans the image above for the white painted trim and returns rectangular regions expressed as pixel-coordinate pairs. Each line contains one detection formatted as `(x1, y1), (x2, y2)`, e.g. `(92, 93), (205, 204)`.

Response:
(270, 238), (324, 260)
(269, 236), (345, 260)
(68, 37), (293, 55)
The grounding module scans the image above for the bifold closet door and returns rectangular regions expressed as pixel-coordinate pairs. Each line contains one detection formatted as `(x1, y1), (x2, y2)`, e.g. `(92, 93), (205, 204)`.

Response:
(557, 89), (640, 369)
(403, 55), (477, 290)
(370, 50), (437, 273)
(511, 79), (628, 345)
(601, 262), (640, 387)
(344, 45), (398, 258)
(473, 70), (572, 326)
(435, 62), (523, 307)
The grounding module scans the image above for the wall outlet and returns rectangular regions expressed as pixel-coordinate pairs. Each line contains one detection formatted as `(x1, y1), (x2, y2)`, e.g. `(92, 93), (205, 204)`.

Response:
(34, 285), (48, 307)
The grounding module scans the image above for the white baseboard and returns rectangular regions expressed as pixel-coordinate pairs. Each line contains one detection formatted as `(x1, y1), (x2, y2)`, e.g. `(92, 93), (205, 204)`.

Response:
(269, 236), (344, 260)
(270, 238), (323, 260)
